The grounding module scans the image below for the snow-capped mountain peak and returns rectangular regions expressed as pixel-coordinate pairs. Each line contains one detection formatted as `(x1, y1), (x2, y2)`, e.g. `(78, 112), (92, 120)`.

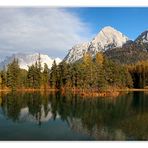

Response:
(97, 26), (128, 44)
(90, 26), (129, 51)
(0, 53), (62, 70)
(135, 30), (148, 43)
(64, 26), (129, 63)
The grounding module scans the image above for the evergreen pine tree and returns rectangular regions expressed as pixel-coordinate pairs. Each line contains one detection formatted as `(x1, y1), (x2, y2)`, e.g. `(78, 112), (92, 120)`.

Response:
(49, 60), (58, 89)
(6, 58), (21, 90)
(42, 63), (50, 89)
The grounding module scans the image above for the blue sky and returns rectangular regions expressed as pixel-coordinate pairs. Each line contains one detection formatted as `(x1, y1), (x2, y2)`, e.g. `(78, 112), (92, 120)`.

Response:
(0, 7), (148, 60)
(68, 7), (148, 40)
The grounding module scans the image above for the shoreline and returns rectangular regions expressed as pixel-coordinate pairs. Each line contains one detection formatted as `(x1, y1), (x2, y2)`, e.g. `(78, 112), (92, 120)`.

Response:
(0, 88), (148, 97)
(117, 88), (148, 92)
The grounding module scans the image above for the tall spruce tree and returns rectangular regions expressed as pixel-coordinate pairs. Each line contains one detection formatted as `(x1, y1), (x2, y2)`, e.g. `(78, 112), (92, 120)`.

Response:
(50, 60), (58, 89)
(58, 62), (71, 88)
(42, 63), (50, 89)
(6, 58), (21, 90)
(0, 69), (7, 89)
(27, 54), (43, 89)
(95, 52), (108, 90)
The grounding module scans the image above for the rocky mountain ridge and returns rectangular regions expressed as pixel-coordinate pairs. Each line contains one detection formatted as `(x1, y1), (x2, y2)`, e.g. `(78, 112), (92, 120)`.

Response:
(64, 26), (148, 64)
(64, 26), (129, 63)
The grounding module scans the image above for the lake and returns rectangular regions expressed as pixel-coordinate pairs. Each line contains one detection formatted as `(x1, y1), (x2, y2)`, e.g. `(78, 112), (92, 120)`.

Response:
(0, 91), (148, 140)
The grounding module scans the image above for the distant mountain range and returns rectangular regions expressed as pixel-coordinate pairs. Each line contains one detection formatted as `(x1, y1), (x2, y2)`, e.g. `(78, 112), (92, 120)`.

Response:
(0, 53), (61, 70)
(64, 26), (148, 64)
(1, 26), (148, 69)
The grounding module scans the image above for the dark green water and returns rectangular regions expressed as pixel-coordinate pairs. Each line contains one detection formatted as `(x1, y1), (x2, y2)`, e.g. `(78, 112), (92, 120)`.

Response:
(0, 91), (148, 140)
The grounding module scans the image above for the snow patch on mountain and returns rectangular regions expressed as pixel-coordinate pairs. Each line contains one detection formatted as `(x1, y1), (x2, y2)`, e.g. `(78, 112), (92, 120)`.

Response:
(64, 26), (129, 63)
(135, 30), (148, 43)
(0, 53), (62, 70)
(64, 42), (90, 63)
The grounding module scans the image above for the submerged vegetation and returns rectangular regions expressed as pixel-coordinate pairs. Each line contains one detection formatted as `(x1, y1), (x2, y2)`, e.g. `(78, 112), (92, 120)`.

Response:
(0, 52), (148, 95)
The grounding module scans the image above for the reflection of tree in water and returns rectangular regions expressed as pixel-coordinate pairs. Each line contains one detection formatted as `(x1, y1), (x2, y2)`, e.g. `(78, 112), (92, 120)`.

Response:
(0, 91), (148, 140)
(0, 92), (51, 126)
(1, 92), (23, 122)
(24, 92), (51, 126)
(119, 92), (148, 140)
(132, 91), (148, 113)
(48, 92), (60, 120)
(27, 93), (42, 126)
(46, 92), (132, 139)
(43, 93), (50, 118)
(49, 92), (148, 140)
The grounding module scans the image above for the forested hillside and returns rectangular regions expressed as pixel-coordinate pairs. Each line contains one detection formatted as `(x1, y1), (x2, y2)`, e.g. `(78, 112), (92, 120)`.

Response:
(105, 43), (148, 64)
(0, 53), (133, 91)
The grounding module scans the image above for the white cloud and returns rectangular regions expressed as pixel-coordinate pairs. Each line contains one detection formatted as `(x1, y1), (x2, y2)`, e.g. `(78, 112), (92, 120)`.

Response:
(0, 8), (91, 60)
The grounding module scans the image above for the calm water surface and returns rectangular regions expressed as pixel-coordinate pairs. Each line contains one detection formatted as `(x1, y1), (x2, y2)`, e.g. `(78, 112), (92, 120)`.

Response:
(0, 91), (148, 140)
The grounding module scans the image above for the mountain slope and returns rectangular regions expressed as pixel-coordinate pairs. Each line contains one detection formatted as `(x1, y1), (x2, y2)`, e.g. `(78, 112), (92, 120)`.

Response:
(105, 43), (148, 64)
(0, 53), (62, 70)
(105, 30), (148, 64)
(64, 26), (129, 63)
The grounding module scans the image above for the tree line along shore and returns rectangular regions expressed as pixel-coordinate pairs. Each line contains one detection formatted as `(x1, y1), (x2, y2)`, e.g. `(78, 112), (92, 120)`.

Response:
(0, 53), (148, 97)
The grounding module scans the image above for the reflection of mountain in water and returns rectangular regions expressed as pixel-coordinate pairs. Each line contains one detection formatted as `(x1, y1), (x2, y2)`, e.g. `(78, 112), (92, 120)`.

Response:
(19, 106), (60, 124)
(0, 91), (148, 140)
(0, 92), (61, 125)
(67, 118), (126, 140)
